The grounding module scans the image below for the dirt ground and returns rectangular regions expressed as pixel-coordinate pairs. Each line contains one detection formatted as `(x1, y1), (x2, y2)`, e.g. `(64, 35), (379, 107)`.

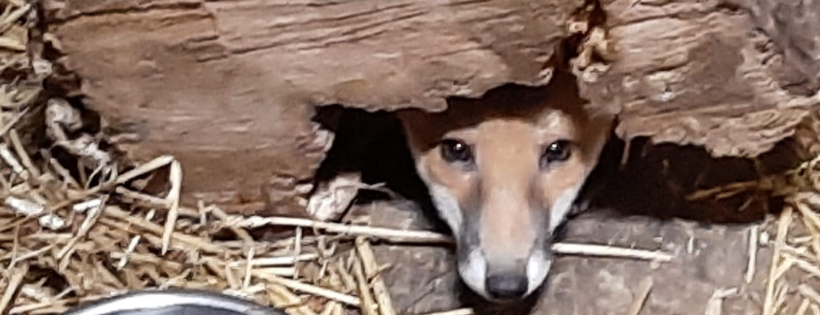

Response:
(353, 198), (768, 315)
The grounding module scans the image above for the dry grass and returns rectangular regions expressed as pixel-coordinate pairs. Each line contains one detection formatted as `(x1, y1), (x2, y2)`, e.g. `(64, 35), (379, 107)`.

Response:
(689, 154), (820, 315)
(0, 118), (676, 315)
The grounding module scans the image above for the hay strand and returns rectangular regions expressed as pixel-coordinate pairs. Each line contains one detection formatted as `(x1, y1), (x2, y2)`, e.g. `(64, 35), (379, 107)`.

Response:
(763, 206), (793, 315)
(551, 243), (674, 262)
(625, 277), (653, 315)
(352, 258), (379, 315)
(745, 225), (759, 284)
(355, 237), (395, 315)
(161, 160), (182, 254)
(0, 263), (28, 314)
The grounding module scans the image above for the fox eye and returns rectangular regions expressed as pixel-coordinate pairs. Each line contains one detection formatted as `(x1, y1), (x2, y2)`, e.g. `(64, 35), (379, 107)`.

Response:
(440, 138), (474, 164)
(542, 140), (572, 166)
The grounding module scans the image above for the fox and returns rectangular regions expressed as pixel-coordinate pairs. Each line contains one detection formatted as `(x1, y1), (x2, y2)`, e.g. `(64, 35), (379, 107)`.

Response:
(397, 73), (614, 302)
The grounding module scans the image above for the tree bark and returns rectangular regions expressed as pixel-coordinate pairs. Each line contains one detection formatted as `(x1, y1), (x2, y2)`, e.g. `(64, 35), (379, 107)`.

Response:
(43, 0), (584, 215)
(42, 0), (820, 215)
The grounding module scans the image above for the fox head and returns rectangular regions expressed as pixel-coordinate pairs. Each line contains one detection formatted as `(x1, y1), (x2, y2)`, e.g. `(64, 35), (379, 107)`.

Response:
(398, 78), (613, 302)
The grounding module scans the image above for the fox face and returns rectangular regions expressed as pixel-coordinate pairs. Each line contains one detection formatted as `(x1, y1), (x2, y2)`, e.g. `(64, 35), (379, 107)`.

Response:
(398, 80), (612, 302)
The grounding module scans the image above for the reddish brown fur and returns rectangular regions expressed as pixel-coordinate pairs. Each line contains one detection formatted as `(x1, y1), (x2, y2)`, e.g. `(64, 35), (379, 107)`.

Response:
(398, 73), (613, 299)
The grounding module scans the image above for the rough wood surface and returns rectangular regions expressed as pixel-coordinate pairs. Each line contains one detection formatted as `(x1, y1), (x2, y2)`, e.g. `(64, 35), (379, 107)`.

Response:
(42, 0), (583, 214)
(42, 0), (820, 214)
(577, 0), (820, 158)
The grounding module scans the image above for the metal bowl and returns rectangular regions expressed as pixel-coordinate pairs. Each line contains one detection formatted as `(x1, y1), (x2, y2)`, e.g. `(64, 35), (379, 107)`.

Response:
(60, 289), (288, 315)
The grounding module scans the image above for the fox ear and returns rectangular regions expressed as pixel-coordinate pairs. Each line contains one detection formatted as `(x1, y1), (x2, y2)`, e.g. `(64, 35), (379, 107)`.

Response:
(396, 109), (450, 153)
(395, 109), (428, 133)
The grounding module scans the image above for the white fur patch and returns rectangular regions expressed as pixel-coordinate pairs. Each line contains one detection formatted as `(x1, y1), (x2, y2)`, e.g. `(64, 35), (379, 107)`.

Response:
(416, 163), (464, 238)
(526, 250), (552, 295)
(549, 186), (582, 233)
(459, 249), (488, 298)
(428, 183), (464, 237)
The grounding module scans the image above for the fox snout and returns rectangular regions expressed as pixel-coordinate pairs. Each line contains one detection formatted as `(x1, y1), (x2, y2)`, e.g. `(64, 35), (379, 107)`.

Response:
(457, 224), (553, 302)
(486, 273), (529, 300)
(460, 249), (552, 302)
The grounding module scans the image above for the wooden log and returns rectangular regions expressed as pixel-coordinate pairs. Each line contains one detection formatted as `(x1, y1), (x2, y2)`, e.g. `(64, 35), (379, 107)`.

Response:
(42, 0), (585, 215)
(576, 0), (820, 159)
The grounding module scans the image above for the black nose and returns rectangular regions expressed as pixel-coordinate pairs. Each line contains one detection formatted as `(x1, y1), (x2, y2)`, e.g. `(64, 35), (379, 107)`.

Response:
(485, 274), (528, 300)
